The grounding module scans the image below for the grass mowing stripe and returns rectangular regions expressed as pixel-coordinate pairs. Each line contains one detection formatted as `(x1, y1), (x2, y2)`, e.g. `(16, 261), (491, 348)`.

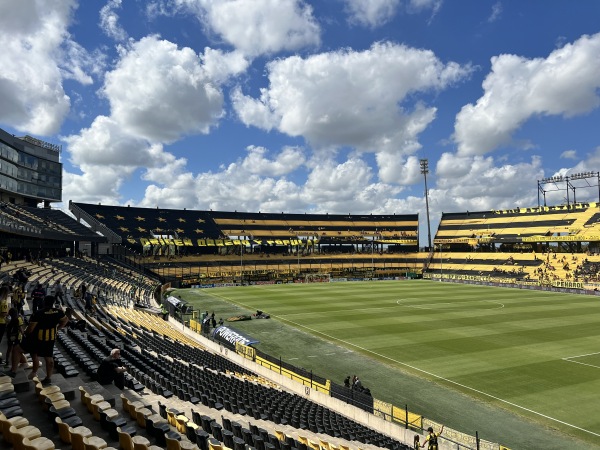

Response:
(272, 313), (600, 440)
(180, 281), (600, 448)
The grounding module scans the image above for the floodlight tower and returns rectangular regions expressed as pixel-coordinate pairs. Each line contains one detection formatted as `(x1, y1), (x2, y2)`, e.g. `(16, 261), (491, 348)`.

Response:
(420, 159), (432, 250)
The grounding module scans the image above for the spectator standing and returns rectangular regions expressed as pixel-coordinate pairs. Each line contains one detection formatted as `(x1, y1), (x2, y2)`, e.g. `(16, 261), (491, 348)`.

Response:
(4, 308), (26, 369)
(85, 292), (94, 315)
(31, 284), (46, 314)
(0, 286), (9, 363)
(421, 426), (444, 450)
(18, 296), (68, 384)
(53, 282), (64, 306)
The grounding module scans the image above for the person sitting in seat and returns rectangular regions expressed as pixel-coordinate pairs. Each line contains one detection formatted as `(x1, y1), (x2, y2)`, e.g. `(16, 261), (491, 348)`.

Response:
(97, 348), (127, 389)
(65, 307), (87, 332)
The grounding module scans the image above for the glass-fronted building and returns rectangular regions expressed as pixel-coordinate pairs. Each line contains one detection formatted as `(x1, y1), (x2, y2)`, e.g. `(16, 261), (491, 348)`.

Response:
(0, 128), (62, 206)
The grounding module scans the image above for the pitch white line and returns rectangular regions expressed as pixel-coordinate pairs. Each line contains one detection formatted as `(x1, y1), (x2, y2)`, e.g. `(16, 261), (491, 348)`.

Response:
(201, 289), (599, 438)
(278, 305), (401, 317)
(274, 317), (600, 438)
(563, 359), (600, 370)
(397, 299), (505, 310)
(563, 350), (600, 359)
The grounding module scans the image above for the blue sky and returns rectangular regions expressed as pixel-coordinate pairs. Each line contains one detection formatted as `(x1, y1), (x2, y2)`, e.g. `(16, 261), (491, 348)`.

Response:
(1, 0), (600, 245)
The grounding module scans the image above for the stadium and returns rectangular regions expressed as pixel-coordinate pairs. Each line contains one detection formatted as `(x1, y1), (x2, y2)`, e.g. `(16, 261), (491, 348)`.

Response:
(2, 129), (600, 450)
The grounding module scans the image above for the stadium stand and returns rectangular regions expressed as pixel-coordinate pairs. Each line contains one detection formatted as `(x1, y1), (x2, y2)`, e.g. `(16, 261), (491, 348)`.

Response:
(0, 127), (419, 448)
(3, 128), (600, 449)
(426, 202), (600, 286)
(0, 286), (413, 450)
(68, 203), (421, 284)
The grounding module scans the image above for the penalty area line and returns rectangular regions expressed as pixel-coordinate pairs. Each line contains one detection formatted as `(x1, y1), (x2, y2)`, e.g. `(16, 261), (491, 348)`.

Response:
(562, 359), (600, 370)
(275, 315), (600, 439)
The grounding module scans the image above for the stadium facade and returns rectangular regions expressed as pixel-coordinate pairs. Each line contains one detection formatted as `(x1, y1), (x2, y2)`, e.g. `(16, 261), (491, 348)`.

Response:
(0, 128), (62, 207)
(0, 128), (103, 259)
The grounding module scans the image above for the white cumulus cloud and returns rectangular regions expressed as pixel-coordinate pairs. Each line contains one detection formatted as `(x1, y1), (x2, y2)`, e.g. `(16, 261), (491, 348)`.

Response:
(149, 0), (320, 57)
(435, 153), (543, 211)
(63, 33), (249, 205)
(454, 32), (600, 156)
(233, 42), (470, 155)
(103, 36), (225, 143)
(343, 0), (400, 28)
(100, 0), (128, 41)
(0, 0), (88, 135)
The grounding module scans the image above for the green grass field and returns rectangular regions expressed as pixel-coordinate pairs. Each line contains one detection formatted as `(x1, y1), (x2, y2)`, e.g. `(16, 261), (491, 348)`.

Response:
(174, 280), (600, 449)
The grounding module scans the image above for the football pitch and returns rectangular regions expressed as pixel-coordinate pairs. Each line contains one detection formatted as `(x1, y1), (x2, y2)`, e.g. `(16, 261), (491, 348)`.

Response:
(177, 280), (600, 449)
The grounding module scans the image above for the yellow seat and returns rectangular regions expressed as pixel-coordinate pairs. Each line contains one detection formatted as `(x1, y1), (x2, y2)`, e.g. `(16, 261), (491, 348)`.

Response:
(86, 394), (104, 413)
(275, 430), (286, 442)
(84, 435), (108, 450)
(132, 435), (151, 450)
(128, 400), (145, 418)
(70, 426), (93, 450)
(166, 435), (196, 450)
(0, 383), (15, 396)
(120, 393), (131, 414)
(118, 427), (135, 450)
(11, 425), (41, 450)
(297, 436), (309, 446)
(175, 414), (188, 433)
(135, 407), (152, 427)
(22, 436), (55, 450)
(319, 439), (330, 450)
(307, 440), (320, 450)
(79, 386), (89, 403)
(92, 400), (112, 421)
(102, 408), (120, 421)
(52, 399), (71, 411)
(1, 415), (28, 441)
(33, 379), (43, 395)
(39, 385), (61, 403)
(165, 434), (181, 450)
(55, 417), (72, 443)
(166, 409), (178, 427)
(43, 392), (65, 411)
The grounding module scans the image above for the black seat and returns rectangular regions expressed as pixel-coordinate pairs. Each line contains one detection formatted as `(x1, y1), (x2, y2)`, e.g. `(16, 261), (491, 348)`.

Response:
(254, 436), (265, 450)
(233, 437), (246, 450)
(222, 416), (232, 432)
(210, 421), (223, 441)
(242, 428), (254, 446)
(222, 429), (235, 448)
(231, 422), (243, 438)
(201, 415), (213, 433)
(195, 429), (210, 450)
